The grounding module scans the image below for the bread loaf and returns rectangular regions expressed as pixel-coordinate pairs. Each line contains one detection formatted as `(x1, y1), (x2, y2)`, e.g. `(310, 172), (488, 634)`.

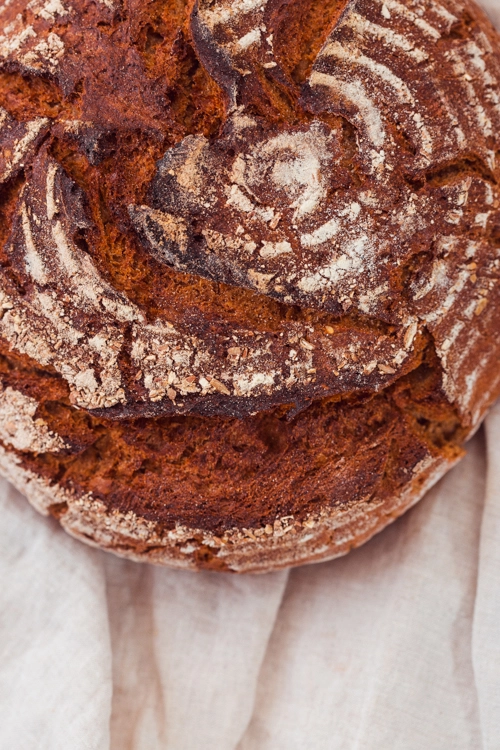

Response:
(0, 0), (499, 571)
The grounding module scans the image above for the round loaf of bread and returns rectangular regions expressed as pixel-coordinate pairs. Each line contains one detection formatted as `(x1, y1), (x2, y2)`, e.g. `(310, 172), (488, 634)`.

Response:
(0, 0), (499, 572)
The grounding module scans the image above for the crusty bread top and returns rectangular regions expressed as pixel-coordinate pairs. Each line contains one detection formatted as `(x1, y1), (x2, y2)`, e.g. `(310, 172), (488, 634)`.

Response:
(0, 0), (500, 429)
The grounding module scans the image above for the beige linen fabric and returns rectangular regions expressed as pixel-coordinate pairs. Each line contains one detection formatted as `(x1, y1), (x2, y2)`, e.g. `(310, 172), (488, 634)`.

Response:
(1, 2), (500, 744)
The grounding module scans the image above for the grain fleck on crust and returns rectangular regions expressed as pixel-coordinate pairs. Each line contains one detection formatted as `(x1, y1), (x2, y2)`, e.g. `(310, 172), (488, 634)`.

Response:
(0, 0), (499, 571)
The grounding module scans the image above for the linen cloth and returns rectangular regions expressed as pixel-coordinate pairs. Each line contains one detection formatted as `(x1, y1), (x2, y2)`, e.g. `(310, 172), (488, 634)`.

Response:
(1, 1), (500, 746)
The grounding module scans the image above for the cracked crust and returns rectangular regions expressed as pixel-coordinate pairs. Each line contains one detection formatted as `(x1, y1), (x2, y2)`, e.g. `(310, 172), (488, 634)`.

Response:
(0, 0), (499, 571)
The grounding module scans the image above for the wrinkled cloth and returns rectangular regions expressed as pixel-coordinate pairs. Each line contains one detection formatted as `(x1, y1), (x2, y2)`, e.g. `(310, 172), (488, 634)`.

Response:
(2, 0), (500, 743)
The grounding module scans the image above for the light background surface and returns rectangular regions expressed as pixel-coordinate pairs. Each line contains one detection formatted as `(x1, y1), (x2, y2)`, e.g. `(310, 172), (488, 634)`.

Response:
(1, 1), (500, 747)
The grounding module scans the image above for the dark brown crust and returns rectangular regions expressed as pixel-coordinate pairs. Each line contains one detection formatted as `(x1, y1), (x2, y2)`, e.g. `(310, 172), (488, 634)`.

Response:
(0, 0), (499, 571)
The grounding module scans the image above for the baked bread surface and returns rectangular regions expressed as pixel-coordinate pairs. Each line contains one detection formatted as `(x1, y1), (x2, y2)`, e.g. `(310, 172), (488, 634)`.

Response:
(0, 0), (499, 571)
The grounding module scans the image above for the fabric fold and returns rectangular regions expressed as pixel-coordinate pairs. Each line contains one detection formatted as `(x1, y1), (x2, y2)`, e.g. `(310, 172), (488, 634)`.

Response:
(473, 401), (500, 750)
(106, 556), (288, 750)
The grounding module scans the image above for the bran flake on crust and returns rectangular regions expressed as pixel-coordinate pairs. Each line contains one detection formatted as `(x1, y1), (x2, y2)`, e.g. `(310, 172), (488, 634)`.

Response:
(26, 0), (68, 22)
(0, 380), (67, 452)
(0, 12), (65, 73)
